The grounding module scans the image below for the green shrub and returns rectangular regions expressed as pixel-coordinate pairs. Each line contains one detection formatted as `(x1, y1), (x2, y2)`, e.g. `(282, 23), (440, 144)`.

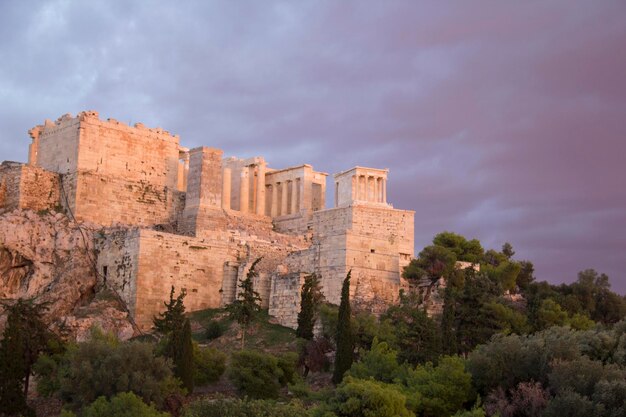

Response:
(320, 377), (414, 417)
(277, 352), (298, 385)
(347, 338), (405, 383)
(404, 356), (474, 417)
(193, 344), (226, 386)
(205, 320), (224, 340)
(46, 330), (182, 408)
(81, 392), (169, 417)
(183, 397), (309, 417)
(228, 350), (284, 399)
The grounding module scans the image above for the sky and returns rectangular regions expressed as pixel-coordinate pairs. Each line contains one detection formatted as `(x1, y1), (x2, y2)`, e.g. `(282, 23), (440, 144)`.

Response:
(1, 1), (625, 293)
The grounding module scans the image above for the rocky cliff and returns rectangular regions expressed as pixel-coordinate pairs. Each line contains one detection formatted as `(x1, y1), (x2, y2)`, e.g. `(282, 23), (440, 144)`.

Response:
(0, 209), (134, 340)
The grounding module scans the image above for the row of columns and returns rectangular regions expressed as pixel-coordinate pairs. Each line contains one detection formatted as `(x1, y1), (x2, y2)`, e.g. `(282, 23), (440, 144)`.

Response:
(268, 178), (300, 217)
(353, 174), (386, 204)
(221, 162), (266, 214)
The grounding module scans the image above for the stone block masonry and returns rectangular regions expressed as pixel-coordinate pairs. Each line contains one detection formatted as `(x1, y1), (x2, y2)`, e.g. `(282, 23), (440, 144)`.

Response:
(2, 110), (417, 331)
(0, 162), (61, 214)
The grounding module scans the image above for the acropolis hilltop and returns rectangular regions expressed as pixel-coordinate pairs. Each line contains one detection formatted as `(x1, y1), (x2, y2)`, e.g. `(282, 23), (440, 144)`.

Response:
(0, 110), (414, 330)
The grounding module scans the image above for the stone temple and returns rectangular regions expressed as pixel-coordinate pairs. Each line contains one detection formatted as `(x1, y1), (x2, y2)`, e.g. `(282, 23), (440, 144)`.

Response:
(0, 111), (414, 330)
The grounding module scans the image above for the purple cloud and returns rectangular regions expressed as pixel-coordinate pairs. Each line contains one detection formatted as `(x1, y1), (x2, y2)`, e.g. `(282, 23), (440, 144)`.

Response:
(0, 0), (624, 292)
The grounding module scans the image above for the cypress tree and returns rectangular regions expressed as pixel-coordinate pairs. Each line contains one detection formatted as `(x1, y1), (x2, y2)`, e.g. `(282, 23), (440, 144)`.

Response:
(153, 287), (195, 393)
(227, 258), (263, 349)
(173, 318), (194, 393)
(296, 273), (324, 340)
(332, 270), (354, 384)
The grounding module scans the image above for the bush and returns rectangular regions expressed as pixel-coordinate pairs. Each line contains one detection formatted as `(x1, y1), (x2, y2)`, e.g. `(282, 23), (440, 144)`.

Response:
(81, 392), (169, 417)
(193, 344), (226, 386)
(205, 320), (224, 340)
(320, 377), (414, 417)
(42, 330), (182, 408)
(184, 397), (309, 417)
(347, 338), (404, 383)
(277, 352), (298, 385)
(541, 390), (604, 417)
(228, 350), (284, 399)
(404, 356), (474, 417)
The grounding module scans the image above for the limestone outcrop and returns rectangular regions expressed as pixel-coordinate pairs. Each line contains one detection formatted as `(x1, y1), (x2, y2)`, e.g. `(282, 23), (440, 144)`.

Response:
(0, 209), (135, 340)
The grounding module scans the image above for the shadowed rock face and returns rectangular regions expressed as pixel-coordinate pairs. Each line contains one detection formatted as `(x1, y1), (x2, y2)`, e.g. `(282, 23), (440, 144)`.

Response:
(0, 210), (134, 340)
(0, 247), (34, 296)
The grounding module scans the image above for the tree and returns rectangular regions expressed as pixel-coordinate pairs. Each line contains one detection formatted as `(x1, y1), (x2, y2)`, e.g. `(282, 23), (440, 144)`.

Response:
(432, 232), (484, 263)
(333, 270), (354, 384)
(383, 294), (441, 365)
(501, 242), (515, 259)
(403, 245), (457, 283)
(296, 273), (324, 340)
(347, 338), (404, 383)
(174, 319), (194, 393)
(153, 285), (187, 335)
(0, 298), (53, 417)
(153, 286), (194, 393)
(227, 258), (263, 349)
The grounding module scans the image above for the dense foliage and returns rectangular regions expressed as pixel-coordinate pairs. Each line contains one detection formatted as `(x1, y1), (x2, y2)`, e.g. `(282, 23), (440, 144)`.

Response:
(35, 329), (181, 409)
(228, 350), (295, 399)
(183, 397), (309, 417)
(61, 392), (169, 417)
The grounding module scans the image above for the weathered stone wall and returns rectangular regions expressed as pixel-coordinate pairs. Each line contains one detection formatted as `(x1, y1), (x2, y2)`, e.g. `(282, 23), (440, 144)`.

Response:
(30, 114), (81, 174)
(0, 163), (23, 212)
(96, 228), (140, 315)
(71, 171), (185, 227)
(0, 162), (60, 214)
(269, 273), (305, 329)
(135, 231), (238, 330)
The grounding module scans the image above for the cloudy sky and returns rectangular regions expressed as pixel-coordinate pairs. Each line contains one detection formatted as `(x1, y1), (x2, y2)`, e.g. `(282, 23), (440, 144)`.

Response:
(1, 1), (625, 292)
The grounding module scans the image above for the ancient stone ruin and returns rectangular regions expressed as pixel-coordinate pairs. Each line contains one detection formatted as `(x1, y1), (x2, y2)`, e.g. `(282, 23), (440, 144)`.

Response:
(0, 111), (415, 330)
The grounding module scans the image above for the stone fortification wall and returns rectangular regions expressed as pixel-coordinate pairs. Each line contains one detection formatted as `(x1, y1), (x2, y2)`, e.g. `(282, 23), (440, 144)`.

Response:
(0, 162), (61, 214)
(28, 111), (186, 228)
(71, 171), (185, 227)
(271, 204), (414, 326)
(96, 228), (140, 315)
(98, 228), (240, 330)
(346, 205), (414, 311)
(29, 114), (81, 173)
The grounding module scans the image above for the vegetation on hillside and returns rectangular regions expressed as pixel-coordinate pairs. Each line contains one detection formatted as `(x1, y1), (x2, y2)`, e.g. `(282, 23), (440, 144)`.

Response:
(2, 232), (626, 416)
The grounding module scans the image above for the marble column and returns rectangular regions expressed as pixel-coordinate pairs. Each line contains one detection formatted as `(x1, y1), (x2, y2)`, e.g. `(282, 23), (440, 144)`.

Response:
(240, 169), (249, 213)
(255, 162), (266, 215)
(270, 183), (278, 217)
(290, 179), (298, 214)
(222, 168), (231, 209)
(382, 178), (387, 204)
(281, 182), (289, 216)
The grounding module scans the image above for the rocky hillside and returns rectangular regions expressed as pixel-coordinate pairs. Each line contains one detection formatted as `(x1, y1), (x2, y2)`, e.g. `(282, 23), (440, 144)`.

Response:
(0, 209), (134, 340)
